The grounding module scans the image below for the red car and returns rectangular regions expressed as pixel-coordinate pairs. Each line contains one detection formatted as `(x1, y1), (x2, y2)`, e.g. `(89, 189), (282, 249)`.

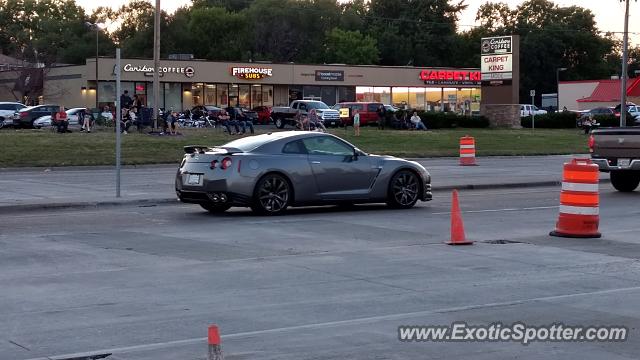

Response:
(252, 106), (272, 125)
(333, 102), (383, 126)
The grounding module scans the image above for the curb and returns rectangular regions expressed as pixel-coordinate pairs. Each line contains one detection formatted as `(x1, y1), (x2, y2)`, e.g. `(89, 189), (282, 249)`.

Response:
(0, 178), (612, 214)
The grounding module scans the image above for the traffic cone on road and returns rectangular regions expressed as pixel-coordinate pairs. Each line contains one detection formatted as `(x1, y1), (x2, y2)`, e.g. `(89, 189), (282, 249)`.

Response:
(208, 325), (224, 360)
(550, 158), (601, 238)
(447, 190), (473, 245)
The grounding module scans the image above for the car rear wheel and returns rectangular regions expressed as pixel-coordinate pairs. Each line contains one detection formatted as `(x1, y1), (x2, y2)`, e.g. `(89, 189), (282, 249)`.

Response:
(251, 174), (291, 215)
(200, 203), (232, 213)
(275, 117), (285, 129)
(387, 170), (420, 209)
(610, 171), (640, 192)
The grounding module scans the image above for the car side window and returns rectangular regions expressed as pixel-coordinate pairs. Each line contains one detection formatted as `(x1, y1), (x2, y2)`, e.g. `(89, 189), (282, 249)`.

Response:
(282, 140), (307, 154)
(302, 136), (354, 156)
(299, 104), (307, 111)
(368, 104), (379, 112)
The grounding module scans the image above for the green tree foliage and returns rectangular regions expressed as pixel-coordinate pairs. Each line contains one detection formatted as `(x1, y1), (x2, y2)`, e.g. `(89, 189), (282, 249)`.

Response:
(323, 28), (379, 64)
(187, 6), (249, 60)
(0, 0), (114, 65)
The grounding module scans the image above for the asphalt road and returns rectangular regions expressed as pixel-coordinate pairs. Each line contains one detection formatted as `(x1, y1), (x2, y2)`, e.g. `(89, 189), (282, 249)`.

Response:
(1, 186), (639, 360)
(0, 155), (605, 210)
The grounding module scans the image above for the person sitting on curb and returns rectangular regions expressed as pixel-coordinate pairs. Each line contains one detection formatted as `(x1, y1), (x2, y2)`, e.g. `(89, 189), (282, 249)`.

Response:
(410, 111), (427, 130)
(54, 107), (69, 133)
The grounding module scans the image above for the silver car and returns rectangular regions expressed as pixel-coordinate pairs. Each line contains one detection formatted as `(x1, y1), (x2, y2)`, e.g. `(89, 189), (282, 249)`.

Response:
(175, 131), (432, 214)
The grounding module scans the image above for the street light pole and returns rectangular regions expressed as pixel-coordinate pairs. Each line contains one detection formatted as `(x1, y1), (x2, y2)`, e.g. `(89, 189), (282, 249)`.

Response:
(556, 67), (567, 111)
(619, 0), (634, 127)
(85, 22), (102, 111)
(152, 0), (161, 129)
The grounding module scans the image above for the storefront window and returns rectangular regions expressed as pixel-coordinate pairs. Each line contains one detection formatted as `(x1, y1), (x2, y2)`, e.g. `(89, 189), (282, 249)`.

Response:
(289, 86), (303, 103)
(251, 85), (262, 108)
(229, 84), (238, 107)
(217, 84), (228, 107)
(97, 81), (116, 106)
(261, 85), (274, 107)
(303, 86), (322, 100)
(205, 84), (216, 105)
(165, 83), (182, 112)
(192, 83), (204, 106)
(146, 83), (157, 108)
(391, 87), (409, 108)
(356, 87), (390, 103)
(338, 86), (355, 103)
(239, 85), (250, 108)
(321, 87), (337, 106)
(409, 88), (426, 110)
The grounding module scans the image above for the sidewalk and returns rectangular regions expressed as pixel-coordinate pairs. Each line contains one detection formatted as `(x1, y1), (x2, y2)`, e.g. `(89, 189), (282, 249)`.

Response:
(0, 155), (607, 213)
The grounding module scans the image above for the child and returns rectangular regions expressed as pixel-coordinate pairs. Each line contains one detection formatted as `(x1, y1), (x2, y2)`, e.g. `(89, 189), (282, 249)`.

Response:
(353, 109), (360, 137)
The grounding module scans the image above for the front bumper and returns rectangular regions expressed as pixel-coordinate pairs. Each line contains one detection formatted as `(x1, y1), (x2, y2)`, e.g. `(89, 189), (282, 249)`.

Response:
(591, 158), (640, 172)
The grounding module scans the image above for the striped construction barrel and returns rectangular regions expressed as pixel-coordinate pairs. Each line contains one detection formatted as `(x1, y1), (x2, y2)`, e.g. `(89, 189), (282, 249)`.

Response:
(550, 158), (601, 238)
(459, 136), (477, 166)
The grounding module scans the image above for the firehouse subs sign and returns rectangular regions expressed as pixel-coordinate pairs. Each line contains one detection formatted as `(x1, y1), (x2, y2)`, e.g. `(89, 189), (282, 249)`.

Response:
(231, 67), (273, 80)
(419, 69), (481, 86)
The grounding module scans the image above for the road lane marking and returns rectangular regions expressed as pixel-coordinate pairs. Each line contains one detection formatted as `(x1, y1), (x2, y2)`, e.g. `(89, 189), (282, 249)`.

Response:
(21, 285), (640, 360)
(431, 206), (558, 215)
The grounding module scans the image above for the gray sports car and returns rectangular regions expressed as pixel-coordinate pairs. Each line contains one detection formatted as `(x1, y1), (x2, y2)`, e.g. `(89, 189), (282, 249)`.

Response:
(175, 131), (432, 214)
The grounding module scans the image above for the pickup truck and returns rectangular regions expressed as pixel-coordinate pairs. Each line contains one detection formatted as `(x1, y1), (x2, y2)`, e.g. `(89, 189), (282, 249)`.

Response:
(520, 104), (547, 117)
(271, 100), (340, 129)
(590, 127), (640, 192)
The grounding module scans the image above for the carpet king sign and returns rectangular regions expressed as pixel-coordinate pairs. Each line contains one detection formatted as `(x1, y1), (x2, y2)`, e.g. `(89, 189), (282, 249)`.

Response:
(481, 36), (514, 86)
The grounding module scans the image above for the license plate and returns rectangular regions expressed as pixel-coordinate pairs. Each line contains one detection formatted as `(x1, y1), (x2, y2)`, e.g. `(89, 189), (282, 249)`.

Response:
(618, 158), (631, 167)
(186, 174), (202, 186)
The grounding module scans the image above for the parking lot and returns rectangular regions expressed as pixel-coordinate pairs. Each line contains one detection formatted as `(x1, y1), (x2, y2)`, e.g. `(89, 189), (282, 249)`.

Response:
(2, 185), (639, 360)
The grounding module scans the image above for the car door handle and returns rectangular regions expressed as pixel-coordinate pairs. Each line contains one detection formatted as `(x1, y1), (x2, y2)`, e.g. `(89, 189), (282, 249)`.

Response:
(311, 161), (321, 164)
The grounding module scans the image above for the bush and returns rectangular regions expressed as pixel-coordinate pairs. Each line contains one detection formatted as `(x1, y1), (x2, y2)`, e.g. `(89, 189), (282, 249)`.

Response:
(521, 112), (578, 128)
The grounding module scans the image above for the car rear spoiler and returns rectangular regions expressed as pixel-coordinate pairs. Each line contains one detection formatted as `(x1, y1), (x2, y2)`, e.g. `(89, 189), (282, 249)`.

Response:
(183, 145), (244, 154)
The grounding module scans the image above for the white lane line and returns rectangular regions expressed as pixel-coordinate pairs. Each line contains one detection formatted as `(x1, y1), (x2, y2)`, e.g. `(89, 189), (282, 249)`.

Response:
(431, 205), (558, 215)
(22, 285), (640, 360)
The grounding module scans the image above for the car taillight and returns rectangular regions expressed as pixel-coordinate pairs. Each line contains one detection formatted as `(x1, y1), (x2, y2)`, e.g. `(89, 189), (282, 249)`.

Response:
(588, 135), (595, 153)
(209, 160), (218, 169)
(221, 157), (232, 170)
(20, 112), (28, 118)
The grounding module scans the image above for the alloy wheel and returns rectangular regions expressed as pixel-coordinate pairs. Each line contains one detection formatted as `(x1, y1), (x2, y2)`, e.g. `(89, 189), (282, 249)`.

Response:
(256, 175), (290, 214)
(391, 171), (419, 207)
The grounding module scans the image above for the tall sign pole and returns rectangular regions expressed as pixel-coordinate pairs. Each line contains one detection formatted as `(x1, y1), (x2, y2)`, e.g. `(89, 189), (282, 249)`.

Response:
(115, 48), (122, 198)
(153, 0), (161, 129)
(619, 0), (633, 127)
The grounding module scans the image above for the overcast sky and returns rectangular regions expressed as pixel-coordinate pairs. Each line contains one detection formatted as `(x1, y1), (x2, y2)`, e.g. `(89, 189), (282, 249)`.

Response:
(76, 0), (639, 45)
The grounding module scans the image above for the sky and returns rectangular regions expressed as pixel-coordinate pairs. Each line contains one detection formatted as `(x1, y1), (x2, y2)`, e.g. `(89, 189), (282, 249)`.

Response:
(76, 0), (639, 45)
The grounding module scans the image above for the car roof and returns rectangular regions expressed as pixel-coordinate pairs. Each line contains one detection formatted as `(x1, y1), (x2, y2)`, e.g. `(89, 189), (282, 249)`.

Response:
(0, 102), (24, 105)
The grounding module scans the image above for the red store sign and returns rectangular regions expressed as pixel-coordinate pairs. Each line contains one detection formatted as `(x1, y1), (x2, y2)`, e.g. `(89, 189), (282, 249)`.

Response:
(419, 69), (481, 86)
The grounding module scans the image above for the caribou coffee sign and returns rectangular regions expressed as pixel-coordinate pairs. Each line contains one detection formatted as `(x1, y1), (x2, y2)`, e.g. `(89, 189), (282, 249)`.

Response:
(231, 67), (273, 80)
(481, 36), (514, 86)
(419, 69), (481, 86)
(121, 64), (195, 78)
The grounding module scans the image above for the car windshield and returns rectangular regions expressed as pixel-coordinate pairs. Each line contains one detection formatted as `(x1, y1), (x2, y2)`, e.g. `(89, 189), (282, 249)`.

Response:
(305, 102), (329, 110)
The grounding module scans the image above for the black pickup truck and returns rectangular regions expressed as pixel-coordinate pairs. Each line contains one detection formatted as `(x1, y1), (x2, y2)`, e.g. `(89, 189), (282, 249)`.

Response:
(590, 127), (640, 192)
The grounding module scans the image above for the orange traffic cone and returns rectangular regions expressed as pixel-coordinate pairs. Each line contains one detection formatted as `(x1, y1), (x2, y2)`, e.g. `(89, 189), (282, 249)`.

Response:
(208, 325), (224, 360)
(447, 190), (473, 245)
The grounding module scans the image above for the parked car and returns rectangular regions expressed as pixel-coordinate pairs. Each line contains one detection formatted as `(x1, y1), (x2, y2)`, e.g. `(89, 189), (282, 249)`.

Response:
(613, 103), (640, 120)
(175, 131), (433, 215)
(13, 104), (60, 128)
(577, 107), (616, 127)
(33, 107), (89, 128)
(0, 102), (25, 128)
(384, 104), (400, 113)
(333, 102), (383, 127)
(271, 100), (340, 129)
(252, 106), (272, 125)
(590, 127), (640, 192)
(520, 104), (547, 117)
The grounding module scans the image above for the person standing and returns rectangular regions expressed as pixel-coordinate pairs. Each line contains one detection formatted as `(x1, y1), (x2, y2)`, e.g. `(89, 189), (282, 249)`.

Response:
(82, 112), (92, 133)
(353, 109), (361, 137)
(376, 105), (386, 130)
(120, 90), (133, 110)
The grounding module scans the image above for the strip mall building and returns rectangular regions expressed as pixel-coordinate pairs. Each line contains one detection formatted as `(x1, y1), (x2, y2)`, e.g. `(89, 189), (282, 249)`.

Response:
(0, 58), (482, 113)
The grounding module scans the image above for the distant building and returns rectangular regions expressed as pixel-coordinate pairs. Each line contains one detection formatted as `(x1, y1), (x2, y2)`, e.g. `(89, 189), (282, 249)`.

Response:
(0, 54), (30, 71)
(559, 78), (640, 110)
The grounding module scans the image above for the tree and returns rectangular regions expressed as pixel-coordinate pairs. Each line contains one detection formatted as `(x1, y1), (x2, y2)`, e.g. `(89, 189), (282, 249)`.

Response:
(323, 28), (379, 64)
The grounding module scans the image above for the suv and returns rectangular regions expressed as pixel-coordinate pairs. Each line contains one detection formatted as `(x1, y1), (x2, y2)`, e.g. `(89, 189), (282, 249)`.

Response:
(13, 104), (60, 128)
(334, 102), (383, 126)
(519, 104), (547, 117)
(0, 102), (26, 128)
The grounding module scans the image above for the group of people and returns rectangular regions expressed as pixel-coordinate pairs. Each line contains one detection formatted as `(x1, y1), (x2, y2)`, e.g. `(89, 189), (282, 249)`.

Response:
(293, 109), (327, 132)
(53, 106), (92, 134)
(217, 107), (254, 135)
(119, 90), (147, 134)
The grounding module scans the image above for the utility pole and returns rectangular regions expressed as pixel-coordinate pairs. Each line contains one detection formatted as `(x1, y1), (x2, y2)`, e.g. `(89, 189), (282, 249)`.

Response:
(153, 0), (161, 130)
(619, 0), (636, 127)
(116, 48), (122, 198)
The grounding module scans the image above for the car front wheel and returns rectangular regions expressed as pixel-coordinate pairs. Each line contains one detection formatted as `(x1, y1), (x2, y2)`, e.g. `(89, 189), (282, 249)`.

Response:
(387, 170), (420, 209)
(275, 117), (285, 129)
(251, 173), (291, 215)
(610, 170), (640, 192)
